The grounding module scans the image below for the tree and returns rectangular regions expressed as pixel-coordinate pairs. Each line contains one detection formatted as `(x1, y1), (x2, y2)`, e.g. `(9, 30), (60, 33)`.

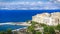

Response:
(27, 21), (37, 32)
(56, 24), (60, 31)
(39, 23), (47, 27)
(44, 26), (49, 32)
(27, 21), (37, 34)
(36, 31), (41, 34)
(7, 29), (12, 34)
(48, 26), (55, 34)
(44, 26), (55, 34)
(0, 31), (6, 34)
(44, 32), (50, 34)
(27, 26), (34, 32)
(31, 21), (37, 26)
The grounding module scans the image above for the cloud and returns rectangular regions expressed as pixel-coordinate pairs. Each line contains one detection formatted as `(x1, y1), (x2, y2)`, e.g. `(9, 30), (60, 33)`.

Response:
(57, 0), (60, 1)
(0, 1), (60, 10)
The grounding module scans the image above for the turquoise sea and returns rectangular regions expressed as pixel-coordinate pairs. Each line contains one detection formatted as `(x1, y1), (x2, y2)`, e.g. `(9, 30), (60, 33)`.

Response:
(0, 24), (26, 31)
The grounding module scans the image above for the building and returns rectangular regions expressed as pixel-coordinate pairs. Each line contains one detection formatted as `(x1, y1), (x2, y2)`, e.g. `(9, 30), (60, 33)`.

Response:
(32, 12), (60, 26)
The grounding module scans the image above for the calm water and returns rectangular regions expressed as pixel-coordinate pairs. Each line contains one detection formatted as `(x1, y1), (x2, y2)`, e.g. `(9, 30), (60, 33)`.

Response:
(0, 10), (60, 31)
(0, 25), (26, 31)
(0, 10), (60, 23)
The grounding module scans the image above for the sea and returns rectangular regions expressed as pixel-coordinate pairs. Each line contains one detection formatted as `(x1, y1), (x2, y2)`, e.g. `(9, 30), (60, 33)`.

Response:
(0, 25), (26, 31)
(0, 10), (60, 23)
(0, 10), (60, 31)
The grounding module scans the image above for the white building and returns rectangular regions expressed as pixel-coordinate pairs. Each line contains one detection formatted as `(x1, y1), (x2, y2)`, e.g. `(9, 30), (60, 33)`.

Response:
(32, 12), (60, 26)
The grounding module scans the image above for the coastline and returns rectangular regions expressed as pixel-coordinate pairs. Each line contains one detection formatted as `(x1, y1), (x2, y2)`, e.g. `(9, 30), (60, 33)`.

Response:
(12, 27), (27, 32)
(0, 22), (30, 32)
(0, 22), (31, 26)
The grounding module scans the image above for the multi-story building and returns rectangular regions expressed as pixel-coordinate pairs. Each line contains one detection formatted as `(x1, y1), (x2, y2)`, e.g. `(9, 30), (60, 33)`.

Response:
(32, 12), (60, 26)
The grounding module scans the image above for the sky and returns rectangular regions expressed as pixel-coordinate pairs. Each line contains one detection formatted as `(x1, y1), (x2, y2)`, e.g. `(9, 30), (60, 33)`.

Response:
(0, 0), (50, 2)
(0, 0), (60, 10)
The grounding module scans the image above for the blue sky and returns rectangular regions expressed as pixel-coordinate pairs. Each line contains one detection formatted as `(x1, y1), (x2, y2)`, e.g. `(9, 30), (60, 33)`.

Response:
(0, 0), (49, 2)
(0, 0), (60, 10)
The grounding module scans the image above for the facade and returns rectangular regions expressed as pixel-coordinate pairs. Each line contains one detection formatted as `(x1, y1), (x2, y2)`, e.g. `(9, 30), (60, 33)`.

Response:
(32, 12), (60, 26)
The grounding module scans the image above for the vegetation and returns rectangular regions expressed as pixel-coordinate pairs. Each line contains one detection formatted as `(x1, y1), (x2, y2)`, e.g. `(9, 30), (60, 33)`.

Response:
(0, 31), (6, 34)
(27, 21), (60, 34)
(27, 21), (42, 34)
(0, 29), (12, 34)
(56, 24), (60, 31)
(36, 31), (41, 34)
(6, 29), (12, 34)
(44, 26), (55, 34)
(27, 21), (37, 34)
(1, 21), (60, 34)
(39, 23), (47, 27)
